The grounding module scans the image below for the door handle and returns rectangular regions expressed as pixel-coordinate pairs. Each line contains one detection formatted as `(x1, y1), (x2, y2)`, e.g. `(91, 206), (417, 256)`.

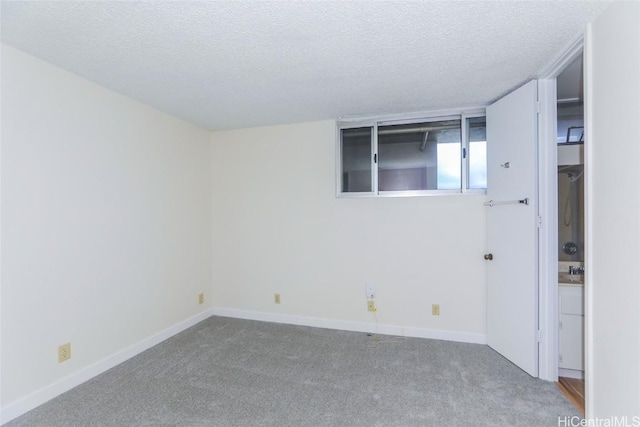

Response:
(484, 253), (493, 261)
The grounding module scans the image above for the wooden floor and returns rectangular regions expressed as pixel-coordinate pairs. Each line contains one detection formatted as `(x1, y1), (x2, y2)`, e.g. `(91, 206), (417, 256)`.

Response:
(557, 377), (585, 415)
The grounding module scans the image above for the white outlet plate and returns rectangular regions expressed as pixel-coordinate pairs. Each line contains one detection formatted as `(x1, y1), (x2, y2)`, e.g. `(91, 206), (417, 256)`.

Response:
(365, 283), (376, 299)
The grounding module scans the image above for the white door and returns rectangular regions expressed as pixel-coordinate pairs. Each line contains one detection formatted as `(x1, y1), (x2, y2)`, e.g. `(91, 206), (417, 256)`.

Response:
(486, 80), (539, 377)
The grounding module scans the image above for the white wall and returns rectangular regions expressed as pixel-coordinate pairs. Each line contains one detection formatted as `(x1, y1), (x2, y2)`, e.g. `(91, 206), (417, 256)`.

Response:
(585, 1), (640, 418)
(211, 121), (487, 340)
(1, 45), (212, 413)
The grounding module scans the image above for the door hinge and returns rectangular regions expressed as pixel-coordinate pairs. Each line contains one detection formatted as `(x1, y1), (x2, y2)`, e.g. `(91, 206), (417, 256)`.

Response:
(537, 330), (542, 342)
(559, 354), (563, 363)
(462, 148), (467, 159)
(374, 153), (377, 163)
(536, 101), (540, 114)
(537, 215), (543, 228)
(559, 320), (563, 330)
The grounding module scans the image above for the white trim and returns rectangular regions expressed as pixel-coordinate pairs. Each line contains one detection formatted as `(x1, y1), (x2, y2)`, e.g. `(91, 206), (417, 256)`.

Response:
(537, 79), (560, 382)
(0, 309), (214, 425)
(558, 368), (584, 380)
(583, 22), (595, 420)
(376, 189), (482, 198)
(337, 120), (376, 129)
(539, 35), (584, 79)
(1, 307), (487, 423)
(535, 35), (585, 384)
(337, 189), (486, 199)
(377, 114), (462, 127)
(211, 307), (487, 345)
(338, 106), (486, 125)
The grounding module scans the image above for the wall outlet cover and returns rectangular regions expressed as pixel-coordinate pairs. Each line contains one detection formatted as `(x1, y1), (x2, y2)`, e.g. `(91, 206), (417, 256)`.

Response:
(58, 343), (71, 363)
(365, 283), (376, 299)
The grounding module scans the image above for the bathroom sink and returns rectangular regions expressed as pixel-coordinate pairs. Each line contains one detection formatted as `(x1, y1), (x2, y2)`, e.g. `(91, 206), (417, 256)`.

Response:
(559, 272), (584, 284)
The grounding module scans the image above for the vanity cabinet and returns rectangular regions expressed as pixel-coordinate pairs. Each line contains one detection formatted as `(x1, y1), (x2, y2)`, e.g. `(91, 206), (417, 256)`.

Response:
(559, 284), (584, 371)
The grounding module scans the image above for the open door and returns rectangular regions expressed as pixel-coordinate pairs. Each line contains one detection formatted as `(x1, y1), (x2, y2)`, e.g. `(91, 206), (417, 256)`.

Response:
(486, 80), (539, 377)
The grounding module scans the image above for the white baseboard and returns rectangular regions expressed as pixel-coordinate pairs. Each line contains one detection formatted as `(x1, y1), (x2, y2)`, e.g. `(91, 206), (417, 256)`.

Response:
(211, 307), (487, 345)
(0, 309), (214, 425)
(558, 368), (584, 379)
(2, 307), (486, 425)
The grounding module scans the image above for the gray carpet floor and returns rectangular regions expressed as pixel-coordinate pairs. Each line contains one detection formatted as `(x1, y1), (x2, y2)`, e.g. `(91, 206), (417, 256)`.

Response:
(6, 316), (580, 426)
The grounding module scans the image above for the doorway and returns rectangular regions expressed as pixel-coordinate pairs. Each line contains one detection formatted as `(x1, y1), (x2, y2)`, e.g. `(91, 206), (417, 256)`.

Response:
(555, 52), (586, 413)
(474, 37), (587, 409)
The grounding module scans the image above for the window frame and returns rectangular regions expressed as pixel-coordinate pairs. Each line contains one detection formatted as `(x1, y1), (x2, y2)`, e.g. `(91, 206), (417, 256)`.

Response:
(336, 109), (487, 198)
(463, 112), (488, 192)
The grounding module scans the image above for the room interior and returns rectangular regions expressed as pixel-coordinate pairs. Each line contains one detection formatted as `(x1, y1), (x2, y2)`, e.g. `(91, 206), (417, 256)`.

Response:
(1, 1), (638, 424)
(555, 52), (586, 411)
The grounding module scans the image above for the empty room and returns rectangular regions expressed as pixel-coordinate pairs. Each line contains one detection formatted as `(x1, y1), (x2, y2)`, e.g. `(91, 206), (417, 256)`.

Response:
(1, 1), (638, 425)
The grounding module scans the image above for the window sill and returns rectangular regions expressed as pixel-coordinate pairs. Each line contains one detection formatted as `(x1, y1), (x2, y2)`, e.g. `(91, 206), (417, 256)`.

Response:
(336, 189), (487, 198)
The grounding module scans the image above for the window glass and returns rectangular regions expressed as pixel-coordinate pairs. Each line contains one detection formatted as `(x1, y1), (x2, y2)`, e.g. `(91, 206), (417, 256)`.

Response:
(467, 117), (487, 189)
(437, 142), (461, 190)
(378, 120), (461, 191)
(557, 101), (584, 143)
(337, 112), (486, 197)
(341, 127), (372, 192)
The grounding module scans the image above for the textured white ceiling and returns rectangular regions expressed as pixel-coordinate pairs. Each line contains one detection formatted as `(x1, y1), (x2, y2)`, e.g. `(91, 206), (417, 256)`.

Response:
(1, 1), (609, 130)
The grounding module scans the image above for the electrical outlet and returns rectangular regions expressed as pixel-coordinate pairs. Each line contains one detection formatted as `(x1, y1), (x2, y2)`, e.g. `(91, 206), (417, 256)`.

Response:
(58, 343), (71, 363)
(274, 293), (281, 304)
(365, 283), (376, 299)
(198, 293), (204, 304)
(367, 300), (377, 312)
(432, 304), (440, 316)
